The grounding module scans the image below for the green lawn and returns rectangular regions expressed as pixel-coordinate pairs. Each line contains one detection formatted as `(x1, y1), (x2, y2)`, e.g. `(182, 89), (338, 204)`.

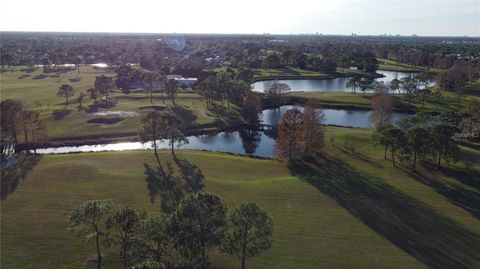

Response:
(253, 67), (329, 80)
(2, 127), (479, 269)
(376, 58), (442, 73)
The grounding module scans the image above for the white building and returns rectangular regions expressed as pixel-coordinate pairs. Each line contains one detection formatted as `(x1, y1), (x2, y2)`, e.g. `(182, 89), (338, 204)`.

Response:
(166, 74), (198, 87)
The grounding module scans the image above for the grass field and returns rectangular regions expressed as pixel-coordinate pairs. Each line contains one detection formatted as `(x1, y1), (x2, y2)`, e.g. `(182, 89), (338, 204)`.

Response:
(252, 67), (329, 80)
(2, 127), (479, 269)
(376, 58), (442, 73)
(1, 66), (240, 141)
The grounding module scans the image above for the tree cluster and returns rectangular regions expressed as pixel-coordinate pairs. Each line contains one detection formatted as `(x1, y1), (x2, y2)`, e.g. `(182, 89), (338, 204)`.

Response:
(69, 193), (273, 269)
(373, 112), (463, 169)
(0, 99), (47, 155)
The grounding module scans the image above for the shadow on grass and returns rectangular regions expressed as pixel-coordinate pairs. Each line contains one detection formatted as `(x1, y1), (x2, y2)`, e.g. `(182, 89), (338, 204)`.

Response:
(143, 158), (204, 213)
(171, 106), (197, 125)
(288, 156), (480, 269)
(403, 163), (480, 219)
(1, 154), (42, 200)
(335, 144), (384, 169)
(52, 109), (71, 120)
(208, 104), (240, 125)
(436, 165), (480, 192)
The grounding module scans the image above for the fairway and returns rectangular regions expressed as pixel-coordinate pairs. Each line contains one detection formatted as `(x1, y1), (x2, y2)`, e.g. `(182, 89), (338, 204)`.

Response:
(2, 127), (479, 269)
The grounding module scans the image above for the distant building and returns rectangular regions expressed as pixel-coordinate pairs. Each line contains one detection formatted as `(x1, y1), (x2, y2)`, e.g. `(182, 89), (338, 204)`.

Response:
(166, 74), (198, 87)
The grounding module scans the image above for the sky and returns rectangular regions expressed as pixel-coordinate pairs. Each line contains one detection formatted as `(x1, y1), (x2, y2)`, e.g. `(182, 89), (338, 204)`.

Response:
(1, 0), (479, 36)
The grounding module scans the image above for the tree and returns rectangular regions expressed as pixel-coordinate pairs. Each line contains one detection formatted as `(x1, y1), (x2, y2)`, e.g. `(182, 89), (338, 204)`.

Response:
(22, 111), (47, 154)
(430, 124), (459, 167)
(143, 72), (164, 104)
(235, 69), (255, 82)
(262, 54), (282, 69)
(223, 80), (247, 109)
(165, 79), (180, 105)
(106, 207), (143, 269)
(69, 200), (114, 269)
(0, 100), (24, 145)
(373, 124), (393, 160)
(417, 73), (433, 109)
(241, 91), (261, 124)
(77, 92), (86, 110)
(400, 76), (418, 104)
(370, 84), (394, 127)
(389, 78), (401, 94)
(139, 111), (165, 168)
(275, 108), (304, 161)
(198, 76), (220, 109)
(57, 84), (75, 105)
(221, 202), (273, 269)
(405, 126), (430, 169)
(265, 82), (290, 106)
(358, 77), (373, 94)
(87, 88), (99, 103)
(133, 215), (171, 264)
(302, 101), (325, 157)
(157, 112), (188, 159)
(94, 75), (114, 102)
(346, 76), (360, 94)
(168, 192), (226, 267)
(373, 125), (405, 166)
(385, 127), (405, 166)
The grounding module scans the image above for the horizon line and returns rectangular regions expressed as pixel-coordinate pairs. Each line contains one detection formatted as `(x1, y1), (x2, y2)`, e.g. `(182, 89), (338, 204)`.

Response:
(1, 30), (479, 39)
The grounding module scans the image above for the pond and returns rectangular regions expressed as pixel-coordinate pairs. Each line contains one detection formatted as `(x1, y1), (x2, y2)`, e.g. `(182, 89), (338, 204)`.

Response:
(260, 106), (407, 128)
(33, 131), (277, 157)
(251, 70), (415, 93)
(33, 107), (409, 156)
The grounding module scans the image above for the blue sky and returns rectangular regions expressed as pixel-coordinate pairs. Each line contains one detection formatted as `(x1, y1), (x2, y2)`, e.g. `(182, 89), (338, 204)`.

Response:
(1, 0), (479, 36)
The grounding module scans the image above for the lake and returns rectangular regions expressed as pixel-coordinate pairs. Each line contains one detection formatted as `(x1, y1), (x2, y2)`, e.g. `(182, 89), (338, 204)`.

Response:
(251, 70), (414, 93)
(33, 107), (408, 156)
(260, 106), (407, 128)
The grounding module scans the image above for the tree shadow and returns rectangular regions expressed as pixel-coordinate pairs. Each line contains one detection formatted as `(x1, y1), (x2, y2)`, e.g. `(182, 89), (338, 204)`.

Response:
(1, 154), (42, 200)
(334, 144), (384, 169)
(401, 164), (480, 219)
(143, 159), (204, 213)
(288, 156), (480, 269)
(208, 104), (240, 125)
(174, 158), (205, 192)
(52, 109), (71, 120)
(433, 165), (480, 192)
(144, 163), (183, 213)
(171, 106), (197, 125)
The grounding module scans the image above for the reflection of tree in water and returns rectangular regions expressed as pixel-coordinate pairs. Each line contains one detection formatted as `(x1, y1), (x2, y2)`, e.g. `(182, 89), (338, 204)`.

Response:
(264, 125), (278, 140)
(143, 158), (204, 213)
(239, 129), (261, 155)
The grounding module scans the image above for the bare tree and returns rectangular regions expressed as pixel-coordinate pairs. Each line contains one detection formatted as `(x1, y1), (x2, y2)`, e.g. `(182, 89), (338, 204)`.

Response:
(275, 108), (304, 161)
(370, 82), (394, 128)
(302, 101), (325, 157)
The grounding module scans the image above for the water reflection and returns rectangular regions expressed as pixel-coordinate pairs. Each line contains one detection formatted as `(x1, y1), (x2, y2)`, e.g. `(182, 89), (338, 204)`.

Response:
(239, 129), (262, 155)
